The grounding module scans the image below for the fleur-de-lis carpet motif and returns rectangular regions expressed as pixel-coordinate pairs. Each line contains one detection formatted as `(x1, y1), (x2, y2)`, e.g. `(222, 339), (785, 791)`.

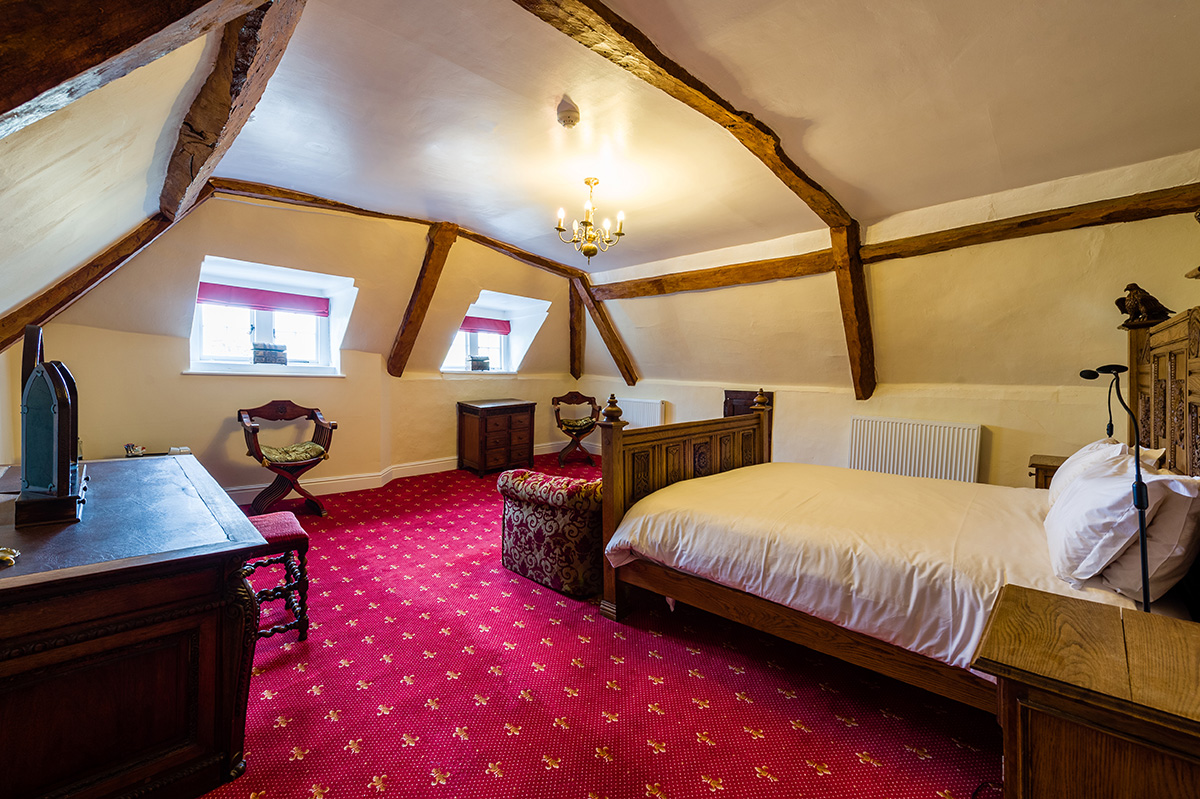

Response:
(204, 455), (999, 799)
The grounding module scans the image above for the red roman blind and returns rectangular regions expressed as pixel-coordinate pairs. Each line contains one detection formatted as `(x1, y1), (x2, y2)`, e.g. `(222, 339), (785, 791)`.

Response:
(459, 316), (511, 335)
(197, 282), (330, 317)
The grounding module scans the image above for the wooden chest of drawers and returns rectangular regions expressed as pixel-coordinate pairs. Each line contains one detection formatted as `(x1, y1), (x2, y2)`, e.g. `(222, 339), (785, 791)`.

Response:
(457, 399), (536, 476)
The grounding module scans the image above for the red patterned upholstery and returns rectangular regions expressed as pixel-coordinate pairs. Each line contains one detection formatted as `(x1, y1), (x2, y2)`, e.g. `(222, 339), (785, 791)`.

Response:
(497, 469), (603, 597)
(246, 512), (311, 640)
(251, 511), (310, 546)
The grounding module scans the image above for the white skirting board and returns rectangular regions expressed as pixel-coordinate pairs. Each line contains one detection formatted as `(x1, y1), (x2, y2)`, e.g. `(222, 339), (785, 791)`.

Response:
(222, 441), (594, 504)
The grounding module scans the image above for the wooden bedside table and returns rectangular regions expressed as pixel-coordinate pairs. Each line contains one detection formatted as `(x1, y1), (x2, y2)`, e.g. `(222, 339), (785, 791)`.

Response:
(1027, 454), (1067, 489)
(972, 584), (1200, 798)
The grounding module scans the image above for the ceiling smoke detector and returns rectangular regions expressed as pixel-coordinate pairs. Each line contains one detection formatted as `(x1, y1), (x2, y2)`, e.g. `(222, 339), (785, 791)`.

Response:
(557, 96), (579, 128)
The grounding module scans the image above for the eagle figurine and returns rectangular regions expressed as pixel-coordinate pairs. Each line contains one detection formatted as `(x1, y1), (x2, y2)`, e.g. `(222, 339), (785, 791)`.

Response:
(1115, 283), (1173, 327)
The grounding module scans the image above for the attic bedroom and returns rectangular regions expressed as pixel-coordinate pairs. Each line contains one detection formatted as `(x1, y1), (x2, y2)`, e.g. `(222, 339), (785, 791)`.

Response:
(2, 1), (1199, 798)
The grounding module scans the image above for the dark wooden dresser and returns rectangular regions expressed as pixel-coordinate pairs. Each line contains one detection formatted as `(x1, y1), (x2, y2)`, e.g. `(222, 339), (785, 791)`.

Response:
(0, 456), (264, 799)
(457, 399), (536, 475)
(973, 584), (1200, 798)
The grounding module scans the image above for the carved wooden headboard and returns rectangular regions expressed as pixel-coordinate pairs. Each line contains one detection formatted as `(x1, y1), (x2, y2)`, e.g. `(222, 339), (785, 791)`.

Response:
(1128, 307), (1200, 475)
(1128, 307), (1200, 617)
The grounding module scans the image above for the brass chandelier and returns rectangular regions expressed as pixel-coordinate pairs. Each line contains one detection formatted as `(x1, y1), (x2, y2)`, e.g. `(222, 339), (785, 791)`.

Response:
(554, 177), (625, 263)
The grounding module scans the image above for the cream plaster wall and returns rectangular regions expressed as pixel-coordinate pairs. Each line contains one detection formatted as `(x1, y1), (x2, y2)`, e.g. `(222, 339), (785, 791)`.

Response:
(578, 213), (1200, 487)
(0, 348), (18, 466)
(35, 197), (576, 491)
(4, 196), (1197, 492)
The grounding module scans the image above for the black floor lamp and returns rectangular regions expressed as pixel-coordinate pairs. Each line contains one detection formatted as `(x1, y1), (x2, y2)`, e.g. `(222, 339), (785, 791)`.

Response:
(1079, 364), (1151, 612)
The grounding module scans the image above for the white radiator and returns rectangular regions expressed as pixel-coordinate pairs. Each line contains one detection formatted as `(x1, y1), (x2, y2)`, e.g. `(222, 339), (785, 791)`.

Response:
(849, 416), (981, 483)
(617, 398), (666, 428)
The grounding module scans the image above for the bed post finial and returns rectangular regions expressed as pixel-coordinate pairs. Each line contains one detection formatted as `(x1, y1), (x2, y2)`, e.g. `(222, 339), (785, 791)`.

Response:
(602, 394), (623, 421)
(752, 389), (770, 410)
(599, 393), (627, 622)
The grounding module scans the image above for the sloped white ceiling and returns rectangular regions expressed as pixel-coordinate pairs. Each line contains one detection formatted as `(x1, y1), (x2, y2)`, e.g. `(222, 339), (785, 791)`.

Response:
(607, 0), (1200, 223)
(211, 0), (1200, 274)
(215, 0), (819, 272)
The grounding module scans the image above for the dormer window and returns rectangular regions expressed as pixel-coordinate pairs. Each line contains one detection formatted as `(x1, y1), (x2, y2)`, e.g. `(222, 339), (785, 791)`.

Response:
(187, 256), (357, 376)
(440, 290), (550, 374)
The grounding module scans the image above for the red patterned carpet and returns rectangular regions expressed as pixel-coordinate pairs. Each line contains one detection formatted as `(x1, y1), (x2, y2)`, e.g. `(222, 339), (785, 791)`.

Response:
(208, 454), (1001, 799)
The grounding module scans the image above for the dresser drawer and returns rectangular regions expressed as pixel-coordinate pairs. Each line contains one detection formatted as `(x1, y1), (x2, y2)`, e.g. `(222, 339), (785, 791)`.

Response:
(486, 415), (510, 432)
(510, 413), (530, 430)
(510, 445), (532, 462)
(485, 448), (508, 468)
(510, 429), (530, 446)
(486, 431), (509, 450)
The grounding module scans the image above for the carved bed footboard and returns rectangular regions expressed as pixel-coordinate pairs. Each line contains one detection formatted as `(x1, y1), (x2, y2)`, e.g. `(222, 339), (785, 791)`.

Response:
(597, 392), (771, 620)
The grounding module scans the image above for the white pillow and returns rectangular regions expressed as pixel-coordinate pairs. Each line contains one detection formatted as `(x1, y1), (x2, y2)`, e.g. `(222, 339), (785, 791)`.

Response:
(1101, 471), (1200, 602)
(1047, 438), (1126, 506)
(1044, 452), (1169, 587)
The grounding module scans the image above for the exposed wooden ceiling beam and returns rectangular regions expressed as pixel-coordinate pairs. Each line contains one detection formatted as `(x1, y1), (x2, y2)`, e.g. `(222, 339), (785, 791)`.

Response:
(457, 230), (588, 281)
(590, 251), (833, 301)
(387, 223), (460, 378)
(510, 0), (851, 227)
(210, 178), (430, 222)
(209, 179), (584, 279)
(831, 223), (876, 400)
(569, 280), (585, 379)
(0, 0), (262, 140)
(571, 278), (638, 386)
(0, 185), (215, 353)
(160, 0), (305, 220)
(591, 182), (1200, 301)
(861, 181), (1200, 265)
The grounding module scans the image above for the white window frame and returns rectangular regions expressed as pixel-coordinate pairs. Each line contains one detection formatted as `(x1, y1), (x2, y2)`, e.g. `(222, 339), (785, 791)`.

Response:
(440, 290), (550, 376)
(186, 256), (356, 378)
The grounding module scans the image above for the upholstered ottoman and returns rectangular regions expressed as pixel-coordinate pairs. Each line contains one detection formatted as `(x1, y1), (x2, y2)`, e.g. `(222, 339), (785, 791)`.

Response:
(497, 469), (603, 597)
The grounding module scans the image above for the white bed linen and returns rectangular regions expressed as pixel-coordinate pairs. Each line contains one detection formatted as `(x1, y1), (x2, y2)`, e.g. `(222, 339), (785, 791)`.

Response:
(606, 462), (1135, 670)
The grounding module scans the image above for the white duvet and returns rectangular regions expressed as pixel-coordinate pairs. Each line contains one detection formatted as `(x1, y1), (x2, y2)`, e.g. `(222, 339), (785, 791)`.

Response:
(606, 462), (1135, 670)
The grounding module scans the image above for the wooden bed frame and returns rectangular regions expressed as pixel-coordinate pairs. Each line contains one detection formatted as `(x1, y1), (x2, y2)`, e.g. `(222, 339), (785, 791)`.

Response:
(596, 392), (998, 712)
(596, 322), (1200, 714)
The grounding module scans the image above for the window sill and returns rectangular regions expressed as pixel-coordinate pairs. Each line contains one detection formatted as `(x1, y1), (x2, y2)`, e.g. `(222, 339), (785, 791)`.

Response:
(184, 364), (345, 378)
(440, 369), (518, 376)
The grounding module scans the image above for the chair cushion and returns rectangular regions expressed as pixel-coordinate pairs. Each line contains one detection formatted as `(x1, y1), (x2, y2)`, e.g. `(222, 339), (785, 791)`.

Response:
(261, 441), (326, 463)
(559, 417), (597, 435)
(249, 511), (309, 546)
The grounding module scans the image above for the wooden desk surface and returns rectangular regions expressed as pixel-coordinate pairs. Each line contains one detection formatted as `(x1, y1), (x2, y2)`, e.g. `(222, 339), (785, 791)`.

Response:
(0, 456), (263, 591)
(973, 584), (1200, 724)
